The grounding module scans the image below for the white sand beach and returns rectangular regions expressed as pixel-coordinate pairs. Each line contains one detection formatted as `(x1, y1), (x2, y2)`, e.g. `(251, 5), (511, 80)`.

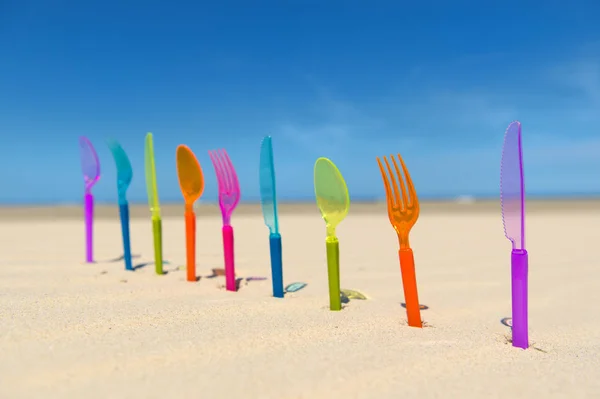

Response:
(1, 201), (600, 398)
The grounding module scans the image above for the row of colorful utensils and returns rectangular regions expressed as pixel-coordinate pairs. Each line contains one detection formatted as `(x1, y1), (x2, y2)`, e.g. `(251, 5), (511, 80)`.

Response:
(79, 120), (530, 350)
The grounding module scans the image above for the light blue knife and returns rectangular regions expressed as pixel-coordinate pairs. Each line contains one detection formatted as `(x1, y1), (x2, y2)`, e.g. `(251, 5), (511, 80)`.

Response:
(108, 139), (134, 271)
(259, 136), (284, 298)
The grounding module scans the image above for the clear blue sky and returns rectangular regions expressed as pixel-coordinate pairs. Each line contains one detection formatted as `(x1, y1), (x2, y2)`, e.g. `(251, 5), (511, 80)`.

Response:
(1, 0), (600, 204)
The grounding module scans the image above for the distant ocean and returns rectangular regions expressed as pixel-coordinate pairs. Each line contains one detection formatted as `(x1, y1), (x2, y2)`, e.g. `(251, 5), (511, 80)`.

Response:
(2, 192), (600, 206)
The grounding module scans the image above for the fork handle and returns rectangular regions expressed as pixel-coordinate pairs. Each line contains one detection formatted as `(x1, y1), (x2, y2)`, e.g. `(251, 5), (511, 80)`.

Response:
(398, 248), (422, 328)
(511, 249), (529, 349)
(223, 225), (236, 291)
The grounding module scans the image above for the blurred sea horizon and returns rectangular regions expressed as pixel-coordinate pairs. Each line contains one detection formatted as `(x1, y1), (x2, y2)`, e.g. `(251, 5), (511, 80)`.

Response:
(2, 192), (600, 206)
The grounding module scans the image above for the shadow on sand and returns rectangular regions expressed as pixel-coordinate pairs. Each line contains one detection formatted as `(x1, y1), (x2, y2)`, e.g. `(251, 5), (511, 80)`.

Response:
(132, 260), (171, 271)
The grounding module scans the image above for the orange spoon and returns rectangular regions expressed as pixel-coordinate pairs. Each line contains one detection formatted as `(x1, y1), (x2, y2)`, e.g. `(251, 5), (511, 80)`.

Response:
(176, 145), (204, 282)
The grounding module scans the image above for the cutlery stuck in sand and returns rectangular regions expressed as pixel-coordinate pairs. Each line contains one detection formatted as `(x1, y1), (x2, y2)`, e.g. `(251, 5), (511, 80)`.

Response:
(377, 153), (423, 328)
(500, 120), (529, 349)
(145, 132), (163, 275)
(108, 139), (134, 271)
(79, 136), (101, 263)
(209, 149), (241, 292)
(176, 145), (205, 282)
(259, 136), (284, 298)
(314, 157), (350, 311)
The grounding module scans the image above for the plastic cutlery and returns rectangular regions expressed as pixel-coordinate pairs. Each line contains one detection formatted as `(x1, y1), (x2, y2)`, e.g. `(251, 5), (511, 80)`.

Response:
(78, 136), (100, 263)
(208, 149), (241, 292)
(107, 139), (134, 271)
(259, 136), (284, 298)
(314, 157), (350, 311)
(500, 120), (529, 349)
(377, 154), (422, 328)
(145, 132), (163, 275)
(176, 145), (204, 282)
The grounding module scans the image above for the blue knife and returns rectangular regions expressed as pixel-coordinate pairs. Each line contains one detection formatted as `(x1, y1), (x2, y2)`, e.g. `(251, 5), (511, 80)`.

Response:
(108, 139), (134, 271)
(259, 136), (284, 298)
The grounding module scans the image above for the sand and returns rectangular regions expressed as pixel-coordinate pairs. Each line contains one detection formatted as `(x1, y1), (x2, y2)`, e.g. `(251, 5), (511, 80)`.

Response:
(1, 201), (600, 398)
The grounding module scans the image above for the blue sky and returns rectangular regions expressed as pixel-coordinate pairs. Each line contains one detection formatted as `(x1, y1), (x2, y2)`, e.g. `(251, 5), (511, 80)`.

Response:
(1, 0), (600, 204)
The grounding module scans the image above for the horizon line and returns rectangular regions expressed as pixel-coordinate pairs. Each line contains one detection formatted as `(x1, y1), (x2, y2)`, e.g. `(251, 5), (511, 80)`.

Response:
(1, 192), (600, 206)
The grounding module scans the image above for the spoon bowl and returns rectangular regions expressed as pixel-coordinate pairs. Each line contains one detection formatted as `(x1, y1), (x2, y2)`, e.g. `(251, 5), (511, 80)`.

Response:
(79, 136), (100, 192)
(314, 157), (350, 236)
(176, 145), (204, 208)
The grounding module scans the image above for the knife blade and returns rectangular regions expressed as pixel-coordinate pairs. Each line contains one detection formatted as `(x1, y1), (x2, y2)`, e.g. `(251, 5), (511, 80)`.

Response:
(107, 139), (133, 206)
(145, 132), (161, 218)
(259, 136), (279, 234)
(500, 121), (525, 250)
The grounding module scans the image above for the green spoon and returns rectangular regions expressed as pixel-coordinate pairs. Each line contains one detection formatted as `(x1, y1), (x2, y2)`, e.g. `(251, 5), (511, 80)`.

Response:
(314, 157), (350, 311)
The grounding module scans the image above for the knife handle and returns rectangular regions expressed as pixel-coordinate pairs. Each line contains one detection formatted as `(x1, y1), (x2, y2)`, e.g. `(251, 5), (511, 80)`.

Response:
(511, 249), (529, 349)
(399, 248), (422, 328)
(84, 193), (94, 263)
(185, 211), (196, 282)
(119, 203), (133, 271)
(152, 217), (163, 275)
(269, 233), (284, 298)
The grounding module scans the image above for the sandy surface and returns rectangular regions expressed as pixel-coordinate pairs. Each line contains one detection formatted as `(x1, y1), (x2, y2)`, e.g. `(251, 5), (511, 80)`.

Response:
(1, 203), (600, 398)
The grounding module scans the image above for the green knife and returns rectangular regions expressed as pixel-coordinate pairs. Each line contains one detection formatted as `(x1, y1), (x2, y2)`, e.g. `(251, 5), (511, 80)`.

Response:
(145, 132), (163, 274)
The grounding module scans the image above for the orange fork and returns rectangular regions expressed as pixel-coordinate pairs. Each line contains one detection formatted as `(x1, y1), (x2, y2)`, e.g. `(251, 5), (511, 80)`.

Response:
(377, 154), (422, 328)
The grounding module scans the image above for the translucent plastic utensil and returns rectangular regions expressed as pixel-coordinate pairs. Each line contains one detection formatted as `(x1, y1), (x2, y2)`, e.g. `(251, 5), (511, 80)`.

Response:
(107, 139), (134, 271)
(79, 136), (100, 263)
(208, 149), (241, 292)
(145, 132), (163, 275)
(500, 120), (529, 349)
(377, 154), (423, 328)
(259, 136), (284, 298)
(314, 157), (350, 311)
(176, 145), (204, 282)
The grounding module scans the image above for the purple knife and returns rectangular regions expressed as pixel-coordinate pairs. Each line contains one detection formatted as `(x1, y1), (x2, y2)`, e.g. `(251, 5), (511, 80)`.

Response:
(500, 120), (529, 349)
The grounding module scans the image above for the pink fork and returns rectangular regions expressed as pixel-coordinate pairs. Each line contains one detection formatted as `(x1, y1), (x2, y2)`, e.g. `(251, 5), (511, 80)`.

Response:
(208, 149), (241, 292)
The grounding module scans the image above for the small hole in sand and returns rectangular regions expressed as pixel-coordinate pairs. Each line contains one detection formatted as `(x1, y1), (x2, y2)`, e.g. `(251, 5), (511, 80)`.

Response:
(401, 303), (429, 310)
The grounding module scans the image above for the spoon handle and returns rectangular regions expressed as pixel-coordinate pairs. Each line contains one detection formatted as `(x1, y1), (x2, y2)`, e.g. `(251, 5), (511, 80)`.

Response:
(84, 193), (94, 263)
(326, 236), (341, 311)
(185, 211), (196, 282)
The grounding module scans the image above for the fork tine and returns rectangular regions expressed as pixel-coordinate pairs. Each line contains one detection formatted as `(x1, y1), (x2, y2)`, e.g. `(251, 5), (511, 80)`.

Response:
(398, 154), (417, 206)
(212, 149), (227, 192)
(217, 149), (232, 193)
(376, 157), (394, 204)
(208, 150), (224, 192)
(222, 150), (240, 191)
(383, 156), (401, 208)
(391, 155), (409, 209)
